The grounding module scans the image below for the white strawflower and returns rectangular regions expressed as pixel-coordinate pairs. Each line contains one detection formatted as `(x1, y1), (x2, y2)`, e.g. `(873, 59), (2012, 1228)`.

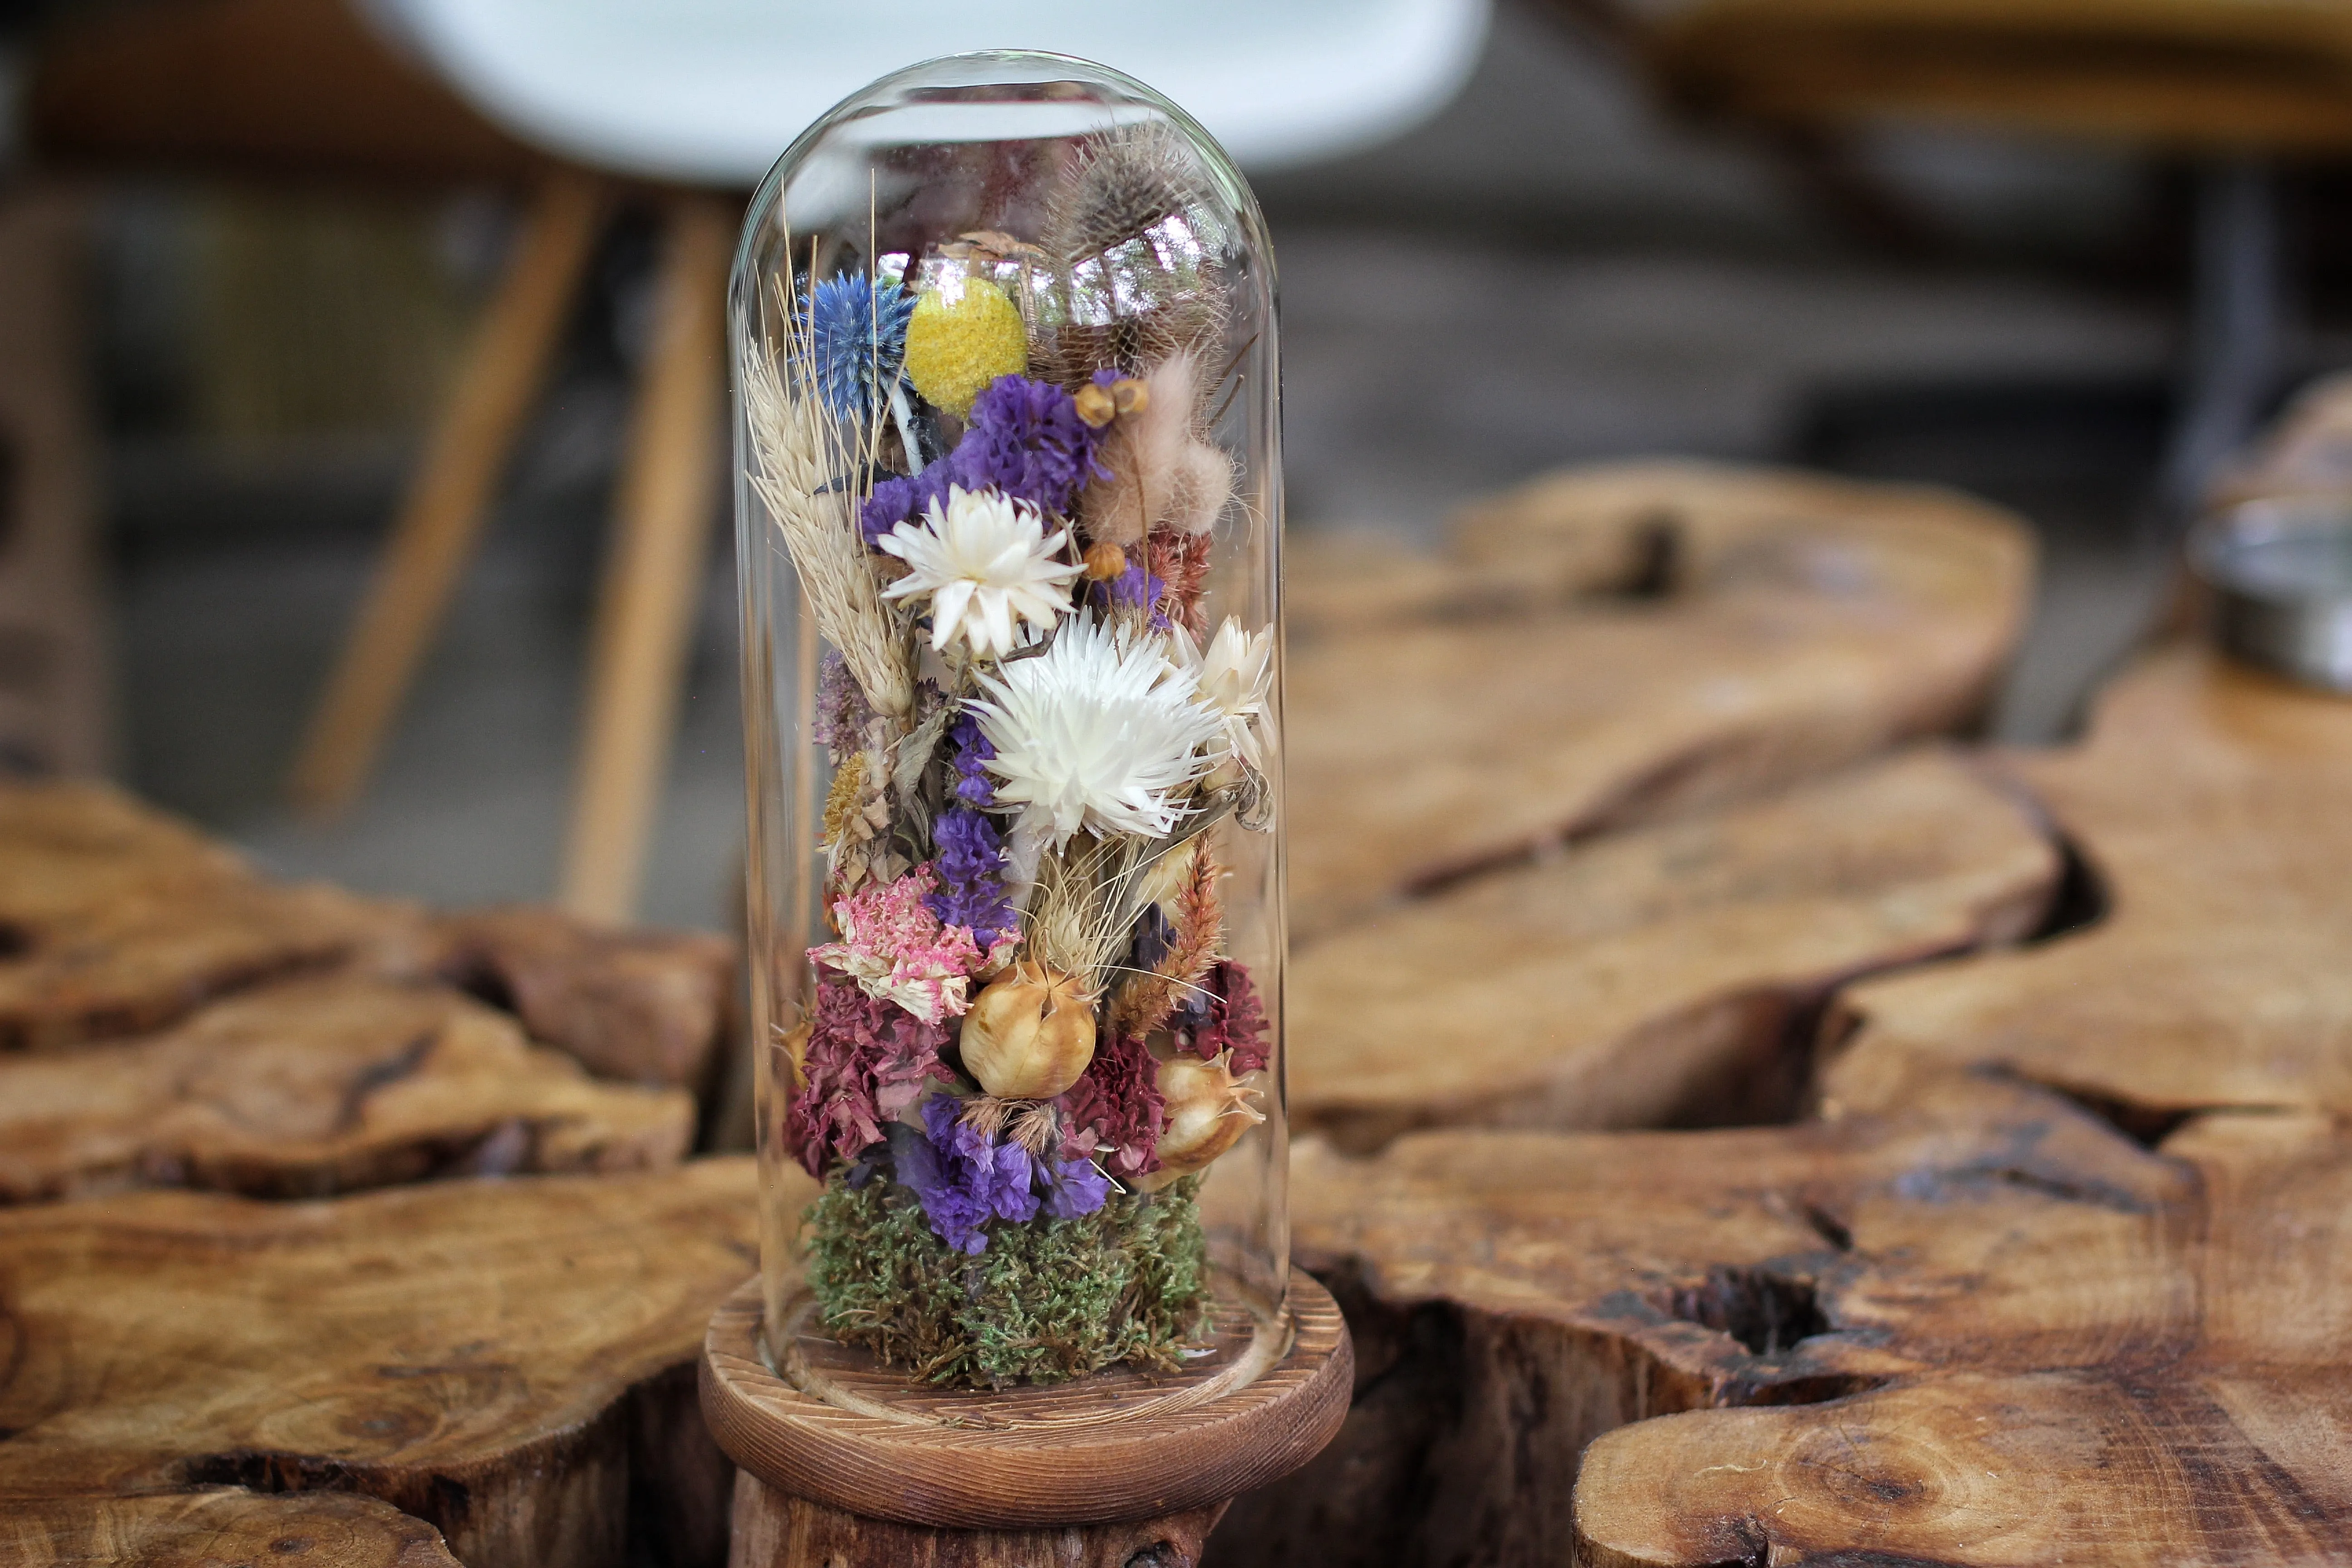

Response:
(878, 485), (1082, 660)
(970, 612), (1224, 848)
(1169, 616), (1274, 770)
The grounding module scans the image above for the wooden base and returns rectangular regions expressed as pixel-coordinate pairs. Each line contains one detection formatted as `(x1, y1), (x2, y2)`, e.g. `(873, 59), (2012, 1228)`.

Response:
(727, 1477), (1227, 1568)
(699, 1268), (1351, 1552)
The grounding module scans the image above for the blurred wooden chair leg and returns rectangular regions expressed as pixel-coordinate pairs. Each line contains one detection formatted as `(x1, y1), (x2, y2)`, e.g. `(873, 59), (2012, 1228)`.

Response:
(287, 168), (605, 817)
(0, 182), (111, 778)
(559, 195), (733, 922)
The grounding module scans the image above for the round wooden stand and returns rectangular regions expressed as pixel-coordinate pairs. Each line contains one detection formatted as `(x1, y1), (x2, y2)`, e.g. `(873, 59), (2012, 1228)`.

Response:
(699, 1268), (1353, 1567)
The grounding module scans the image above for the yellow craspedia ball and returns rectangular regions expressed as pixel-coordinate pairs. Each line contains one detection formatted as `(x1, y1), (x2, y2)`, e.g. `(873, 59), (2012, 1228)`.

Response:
(902, 277), (1028, 417)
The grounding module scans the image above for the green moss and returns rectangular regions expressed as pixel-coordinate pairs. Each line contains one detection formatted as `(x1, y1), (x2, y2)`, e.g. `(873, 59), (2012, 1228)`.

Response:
(804, 1173), (1209, 1388)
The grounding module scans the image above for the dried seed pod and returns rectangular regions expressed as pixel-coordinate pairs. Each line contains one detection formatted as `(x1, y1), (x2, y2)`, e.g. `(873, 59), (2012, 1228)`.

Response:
(1029, 124), (1232, 390)
(1149, 1049), (1263, 1176)
(1083, 540), (1128, 580)
(1073, 382), (1117, 427)
(959, 961), (1098, 1099)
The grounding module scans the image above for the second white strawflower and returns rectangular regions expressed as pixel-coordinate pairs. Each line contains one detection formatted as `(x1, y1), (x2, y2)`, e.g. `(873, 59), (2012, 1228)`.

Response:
(1170, 616), (1274, 773)
(969, 611), (1224, 849)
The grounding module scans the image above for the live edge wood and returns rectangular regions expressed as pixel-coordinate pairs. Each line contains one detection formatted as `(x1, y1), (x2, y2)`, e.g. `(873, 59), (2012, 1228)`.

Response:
(0, 779), (431, 1052)
(0, 974), (693, 1202)
(1288, 747), (2057, 1150)
(0, 1159), (761, 1568)
(701, 1271), (1353, 1535)
(1283, 461), (2033, 938)
(1825, 645), (2352, 1125)
(1220, 642), (2352, 1567)
(5, 1489), (461, 1567)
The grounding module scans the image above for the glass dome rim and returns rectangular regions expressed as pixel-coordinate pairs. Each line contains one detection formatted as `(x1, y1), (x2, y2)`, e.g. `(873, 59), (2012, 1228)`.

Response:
(733, 48), (1266, 293)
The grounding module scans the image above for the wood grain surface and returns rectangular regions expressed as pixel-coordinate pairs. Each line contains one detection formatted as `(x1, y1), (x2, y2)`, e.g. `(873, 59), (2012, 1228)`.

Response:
(1284, 461), (2033, 936)
(1824, 647), (2352, 1123)
(1288, 748), (2057, 1150)
(0, 779), (740, 1184)
(0, 974), (694, 1202)
(0, 780), (430, 1051)
(0, 1159), (760, 1568)
(436, 905), (737, 1091)
(1219, 642), (2352, 1567)
(3, 1489), (461, 1567)
(1225, 1066), (2352, 1566)
(702, 1272), (1353, 1530)
(729, 1477), (1228, 1568)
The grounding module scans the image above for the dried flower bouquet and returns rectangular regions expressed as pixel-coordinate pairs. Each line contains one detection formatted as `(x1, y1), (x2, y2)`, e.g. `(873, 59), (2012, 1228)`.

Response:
(750, 124), (1274, 1389)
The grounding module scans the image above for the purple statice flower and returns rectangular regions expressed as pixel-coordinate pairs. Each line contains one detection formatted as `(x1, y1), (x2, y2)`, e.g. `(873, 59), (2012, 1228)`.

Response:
(860, 465), (959, 551)
(1090, 559), (1168, 629)
(858, 374), (1107, 549)
(955, 374), (1108, 517)
(923, 712), (1016, 950)
(896, 1095), (1044, 1254)
(1040, 1154), (1112, 1219)
(926, 810), (1014, 951)
(946, 711), (998, 807)
(812, 651), (872, 755)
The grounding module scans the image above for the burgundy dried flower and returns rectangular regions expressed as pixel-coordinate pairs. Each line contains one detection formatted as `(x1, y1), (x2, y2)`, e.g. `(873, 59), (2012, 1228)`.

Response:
(1171, 960), (1269, 1077)
(1060, 1029), (1164, 1179)
(788, 980), (954, 1177)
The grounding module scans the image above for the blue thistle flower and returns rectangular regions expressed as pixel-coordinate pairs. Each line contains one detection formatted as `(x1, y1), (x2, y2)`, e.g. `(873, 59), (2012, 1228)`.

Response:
(804, 274), (914, 421)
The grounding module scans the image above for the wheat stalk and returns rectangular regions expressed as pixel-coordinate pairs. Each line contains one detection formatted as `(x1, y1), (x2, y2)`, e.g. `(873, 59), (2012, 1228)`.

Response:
(1106, 837), (1221, 1036)
(744, 340), (912, 717)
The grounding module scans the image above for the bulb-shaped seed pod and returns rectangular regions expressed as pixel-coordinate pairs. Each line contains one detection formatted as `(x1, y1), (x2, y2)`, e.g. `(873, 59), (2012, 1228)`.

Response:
(959, 961), (1098, 1099)
(1150, 1049), (1263, 1179)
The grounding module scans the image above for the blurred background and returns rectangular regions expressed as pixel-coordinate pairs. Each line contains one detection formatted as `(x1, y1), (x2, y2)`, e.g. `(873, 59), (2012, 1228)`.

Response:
(3, 0), (2347, 932)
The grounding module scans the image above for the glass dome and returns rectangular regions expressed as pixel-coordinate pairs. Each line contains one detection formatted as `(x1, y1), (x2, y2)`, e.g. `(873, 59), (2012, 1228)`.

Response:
(735, 51), (1286, 1396)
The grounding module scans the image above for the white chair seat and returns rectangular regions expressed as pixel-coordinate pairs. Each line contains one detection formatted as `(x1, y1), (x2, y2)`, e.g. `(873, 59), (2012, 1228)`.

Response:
(371, 0), (1490, 184)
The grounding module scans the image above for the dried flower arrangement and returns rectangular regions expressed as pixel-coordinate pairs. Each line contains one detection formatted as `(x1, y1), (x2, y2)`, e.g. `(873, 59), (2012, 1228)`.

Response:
(749, 121), (1273, 1389)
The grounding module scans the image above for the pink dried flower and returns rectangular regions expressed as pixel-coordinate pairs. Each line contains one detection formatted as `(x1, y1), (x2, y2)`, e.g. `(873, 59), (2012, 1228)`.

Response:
(811, 863), (1010, 1023)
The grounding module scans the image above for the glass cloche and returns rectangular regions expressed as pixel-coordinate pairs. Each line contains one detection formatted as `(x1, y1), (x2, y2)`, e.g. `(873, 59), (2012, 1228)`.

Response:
(735, 51), (1286, 1394)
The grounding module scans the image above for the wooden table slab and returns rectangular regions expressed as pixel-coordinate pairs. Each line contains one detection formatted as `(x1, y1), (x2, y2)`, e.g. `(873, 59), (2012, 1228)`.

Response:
(5, 1489), (461, 1568)
(0, 974), (693, 1202)
(0, 1159), (767, 1568)
(0, 779), (431, 1051)
(1220, 641), (2352, 1568)
(1826, 646), (2352, 1123)
(0, 780), (740, 1201)
(1289, 747), (2058, 1149)
(1285, 461), (2034, 937)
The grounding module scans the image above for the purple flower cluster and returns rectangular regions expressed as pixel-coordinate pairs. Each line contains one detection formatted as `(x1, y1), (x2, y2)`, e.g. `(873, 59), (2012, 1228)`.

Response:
(955, 373), (1110, 518)
(897, 1096), (1111, 1254)
(812, 651), (870, 755)
(923, 712), (1015, 950)
(1089, 559), (1168, 629)
(859, 373), (1107, 547)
